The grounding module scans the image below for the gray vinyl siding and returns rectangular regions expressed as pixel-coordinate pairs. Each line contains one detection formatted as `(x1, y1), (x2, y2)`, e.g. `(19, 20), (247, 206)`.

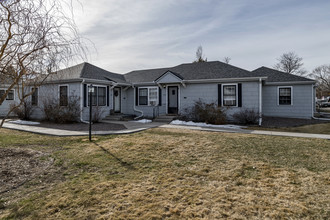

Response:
(262, 84), (313, 118)
(121, 87), (166, 118)
(0, 86), (19, 117)
(81, 83), (112, 121)
(179, 82), (260, 118)
(30, 83), (82, 120)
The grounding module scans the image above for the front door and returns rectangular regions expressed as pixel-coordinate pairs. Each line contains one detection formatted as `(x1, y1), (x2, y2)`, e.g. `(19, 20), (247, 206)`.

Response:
(113, 87), (121, 113)
(168, 86), (178, 114)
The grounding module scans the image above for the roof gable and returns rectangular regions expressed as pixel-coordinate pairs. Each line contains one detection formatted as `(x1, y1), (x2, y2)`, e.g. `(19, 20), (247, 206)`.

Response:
(252, 67), (314, 83)
(47, 62), (126, 83)
(154, 70), (183, 83)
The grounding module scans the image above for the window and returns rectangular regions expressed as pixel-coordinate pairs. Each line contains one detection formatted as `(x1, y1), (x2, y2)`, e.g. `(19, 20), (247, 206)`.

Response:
(279, 87), (292, 105)
(148, 87), (158, 106)
(59, 86), (68, 106)
(138, 88), (148, 105)
(7, 90), (14, 100)
(223, 85), (237, 106)
(138, 87), (159, 106)
(87, 86), (107, 106)
(0, 90), (14, 101)
(31, 88), (38, 106)
(98, 87), (106, 106)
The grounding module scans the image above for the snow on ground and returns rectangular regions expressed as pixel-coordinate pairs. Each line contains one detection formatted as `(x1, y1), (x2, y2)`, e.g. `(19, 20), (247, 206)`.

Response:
(9, 120), (41, 125)
(170, 120), (245, 129)
(131, 119), (152, 123)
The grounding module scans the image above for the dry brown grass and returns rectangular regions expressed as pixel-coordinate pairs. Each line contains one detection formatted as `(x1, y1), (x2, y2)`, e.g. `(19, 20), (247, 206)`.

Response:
(249, 122), (330, 134)
(0, 128), (329, 219)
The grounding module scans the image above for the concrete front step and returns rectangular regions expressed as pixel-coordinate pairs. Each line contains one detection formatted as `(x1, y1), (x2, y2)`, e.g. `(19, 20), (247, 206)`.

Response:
(153, 115), (176, 123)
(103, 114), (134, 121)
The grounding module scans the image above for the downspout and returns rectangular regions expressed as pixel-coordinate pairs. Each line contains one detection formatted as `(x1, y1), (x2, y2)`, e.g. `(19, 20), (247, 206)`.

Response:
(258, 78), (262, 126)
(132, 85), (144, 119)
(80, 79), (89, 124)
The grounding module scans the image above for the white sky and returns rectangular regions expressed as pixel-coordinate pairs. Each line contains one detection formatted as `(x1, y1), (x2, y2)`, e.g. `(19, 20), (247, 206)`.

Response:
(70, 0), (330, 74)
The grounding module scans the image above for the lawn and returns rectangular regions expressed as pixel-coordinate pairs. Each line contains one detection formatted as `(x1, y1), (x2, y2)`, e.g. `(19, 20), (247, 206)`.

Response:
(249, 122), (330, 134)
(0, 128), (329, 219)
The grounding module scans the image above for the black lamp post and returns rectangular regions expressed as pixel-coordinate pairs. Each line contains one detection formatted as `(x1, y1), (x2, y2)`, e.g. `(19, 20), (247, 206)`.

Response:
(88, 84), (94, 141)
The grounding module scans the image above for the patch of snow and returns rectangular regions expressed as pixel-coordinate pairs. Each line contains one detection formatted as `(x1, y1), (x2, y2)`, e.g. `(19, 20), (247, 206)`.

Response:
(170, 120), (245, 129)
(132, 119), (152, 123)
(9, 120), (40, 125)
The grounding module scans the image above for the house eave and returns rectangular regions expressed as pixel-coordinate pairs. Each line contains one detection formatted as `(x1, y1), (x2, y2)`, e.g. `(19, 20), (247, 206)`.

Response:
(133, 77), (268, 85)
(182, 77), (268, 84)
(264, 81), (315, 85)
(42, 78), (131, 86)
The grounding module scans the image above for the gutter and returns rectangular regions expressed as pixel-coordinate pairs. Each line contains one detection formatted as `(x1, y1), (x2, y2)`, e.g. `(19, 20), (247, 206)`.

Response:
(133, 77), (268, 85)
(132, 85), (144, 119)
(183, 77), (268, 84)
(265, 81), (316, 85)
(80, 79), (89, 123)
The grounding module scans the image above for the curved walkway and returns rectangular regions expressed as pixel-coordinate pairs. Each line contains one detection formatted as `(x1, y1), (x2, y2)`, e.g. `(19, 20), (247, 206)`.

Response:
(2, 121), (330, 140)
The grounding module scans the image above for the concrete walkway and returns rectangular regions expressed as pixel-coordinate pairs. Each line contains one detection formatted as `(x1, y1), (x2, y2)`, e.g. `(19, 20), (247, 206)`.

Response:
(2, 121), (165, 136)
(160, 124), (330, 140)
(2, 120), (330, 140)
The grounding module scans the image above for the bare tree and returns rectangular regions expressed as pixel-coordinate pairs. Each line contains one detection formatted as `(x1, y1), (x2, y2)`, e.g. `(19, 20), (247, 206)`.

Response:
(310, 65), (330, 98)
(223, 57), (231, 64)
(274, 52), (306, 75)
(194, 45), (207, 63)
(0, 0), (87, 127)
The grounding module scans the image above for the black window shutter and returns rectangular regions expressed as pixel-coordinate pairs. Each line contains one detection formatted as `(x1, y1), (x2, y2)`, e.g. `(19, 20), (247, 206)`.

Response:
(238, 83), (242, 107)
(158, 87), (162, 106)
(83, 84), (87, 107)
(135, 87), (138, 105)
(106, 86), (110, 106)
(218, 84), (222, 106)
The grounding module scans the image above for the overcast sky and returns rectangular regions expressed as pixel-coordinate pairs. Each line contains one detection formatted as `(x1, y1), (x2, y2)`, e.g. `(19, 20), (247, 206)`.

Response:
(72, 0), (330, 74)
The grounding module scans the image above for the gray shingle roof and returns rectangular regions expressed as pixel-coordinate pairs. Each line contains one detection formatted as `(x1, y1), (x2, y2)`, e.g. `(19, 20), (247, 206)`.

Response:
(252, 67), (314, 82)
(48, 62), (126, 83)
(124, 61), (257, 83)
(46, 61), (314, 85)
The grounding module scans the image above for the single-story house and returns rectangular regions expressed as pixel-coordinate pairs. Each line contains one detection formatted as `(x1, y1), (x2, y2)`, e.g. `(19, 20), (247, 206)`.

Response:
(0, 61), (316, 123)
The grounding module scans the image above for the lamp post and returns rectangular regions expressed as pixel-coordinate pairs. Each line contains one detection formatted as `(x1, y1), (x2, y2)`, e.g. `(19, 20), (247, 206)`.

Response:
(88, 84), (94, 141)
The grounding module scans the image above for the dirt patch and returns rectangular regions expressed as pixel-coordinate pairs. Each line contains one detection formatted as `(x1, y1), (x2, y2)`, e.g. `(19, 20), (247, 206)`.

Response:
(29, 122), (126, 131)
(0, 148), (54, 194)
(261, 116), (330, 128)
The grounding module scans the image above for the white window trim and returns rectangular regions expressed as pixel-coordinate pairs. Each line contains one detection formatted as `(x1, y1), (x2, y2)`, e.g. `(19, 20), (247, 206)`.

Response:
(58, 84), (69, 106)
(277, 86), (293, 106)
(222, 83), (238, 107)
(87, 85), (107, 107)
(138, 86), (159, 106)
(0, 89), (15, 101)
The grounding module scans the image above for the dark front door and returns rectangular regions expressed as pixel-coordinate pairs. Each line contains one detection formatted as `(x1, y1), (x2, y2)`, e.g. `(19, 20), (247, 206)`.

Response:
(168, 86), (178, 114)
(113, 87), (121, 113)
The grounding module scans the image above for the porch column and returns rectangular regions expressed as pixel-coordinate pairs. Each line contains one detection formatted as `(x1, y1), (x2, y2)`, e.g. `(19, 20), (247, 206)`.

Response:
(259, 78), (262, 126)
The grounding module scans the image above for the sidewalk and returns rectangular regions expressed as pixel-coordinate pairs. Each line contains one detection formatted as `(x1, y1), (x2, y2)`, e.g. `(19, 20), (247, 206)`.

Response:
(160, 124), (330, 140)
(2, 121), (330, 139)
(2, 121), (165, 136)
